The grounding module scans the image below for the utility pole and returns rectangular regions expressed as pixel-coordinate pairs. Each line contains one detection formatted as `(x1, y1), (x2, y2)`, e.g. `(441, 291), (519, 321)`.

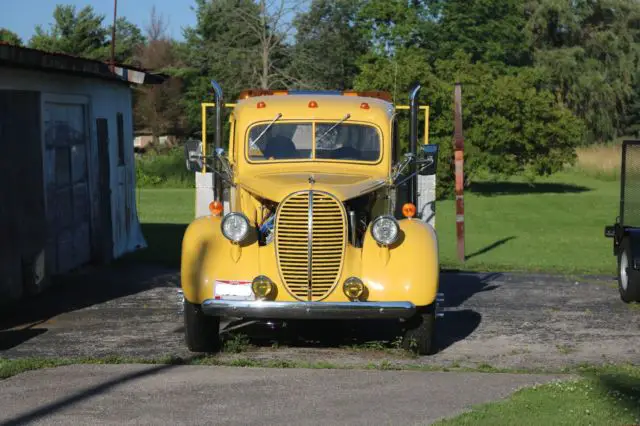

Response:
(453, 83), (465, 262)
(110, 0), (118, 72)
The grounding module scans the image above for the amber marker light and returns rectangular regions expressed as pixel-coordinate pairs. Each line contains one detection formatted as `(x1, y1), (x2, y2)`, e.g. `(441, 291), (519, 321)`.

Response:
(308, 100), (318, 108)
(402, 203), (417, 219)
(209, 200), (224, 216)
(360, 102), (370, 110)
(343, 277), (365, 301)
(252, 275), (275, 300)
(257, 101), (266, 109)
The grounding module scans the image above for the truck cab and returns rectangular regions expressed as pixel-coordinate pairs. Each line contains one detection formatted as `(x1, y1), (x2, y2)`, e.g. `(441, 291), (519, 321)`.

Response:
(181, 84), (442, 354)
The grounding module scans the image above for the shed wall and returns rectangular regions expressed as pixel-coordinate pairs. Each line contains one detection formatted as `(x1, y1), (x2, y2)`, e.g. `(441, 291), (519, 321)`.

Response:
(0, 67), (146, 299)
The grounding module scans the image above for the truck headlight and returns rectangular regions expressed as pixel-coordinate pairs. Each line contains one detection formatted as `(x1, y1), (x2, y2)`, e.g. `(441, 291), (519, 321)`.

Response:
(371, 215), (399, 246)
(221, 212), (250, 243)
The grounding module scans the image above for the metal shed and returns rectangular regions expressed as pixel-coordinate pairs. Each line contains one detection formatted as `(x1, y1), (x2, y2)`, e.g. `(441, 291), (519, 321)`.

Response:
(0, 43), (164, 303)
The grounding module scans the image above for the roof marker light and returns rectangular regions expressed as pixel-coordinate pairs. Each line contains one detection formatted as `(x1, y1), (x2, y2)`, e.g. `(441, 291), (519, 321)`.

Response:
(309, 100), (318, 108)
(360, 102), (370, 110)
(257, 101), (266, 109)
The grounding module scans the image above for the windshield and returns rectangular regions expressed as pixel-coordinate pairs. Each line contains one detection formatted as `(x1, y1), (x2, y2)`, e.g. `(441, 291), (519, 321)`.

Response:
(247, 122), (381, 162)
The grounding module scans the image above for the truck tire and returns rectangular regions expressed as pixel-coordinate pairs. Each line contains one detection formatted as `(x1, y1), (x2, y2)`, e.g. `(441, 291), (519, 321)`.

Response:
(402, 309), (437, 355)
(618, 238), (640, 303)
(184, 300), (221, 352)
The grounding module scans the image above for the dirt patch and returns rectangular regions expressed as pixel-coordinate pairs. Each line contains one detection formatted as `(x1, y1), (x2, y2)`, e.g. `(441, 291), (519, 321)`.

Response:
(1, 265), (638, 371)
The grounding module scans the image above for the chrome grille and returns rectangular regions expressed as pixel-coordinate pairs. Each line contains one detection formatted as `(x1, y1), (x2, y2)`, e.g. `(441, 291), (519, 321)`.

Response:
(275, 191), (346, 301)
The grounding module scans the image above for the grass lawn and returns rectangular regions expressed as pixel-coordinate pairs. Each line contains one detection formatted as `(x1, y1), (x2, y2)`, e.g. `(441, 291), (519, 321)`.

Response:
(131, 171), (619, 275)
(435, 364), (640, 426)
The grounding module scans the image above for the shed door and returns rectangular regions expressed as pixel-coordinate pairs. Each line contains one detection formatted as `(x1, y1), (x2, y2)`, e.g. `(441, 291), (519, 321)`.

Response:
(43, 101), (91, 274)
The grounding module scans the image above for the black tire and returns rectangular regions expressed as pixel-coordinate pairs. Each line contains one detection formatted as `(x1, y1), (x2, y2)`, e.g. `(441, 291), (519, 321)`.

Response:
(402, 308), (437, 355)
(618, 239), (640, 303)
(184, 300), (221, 352)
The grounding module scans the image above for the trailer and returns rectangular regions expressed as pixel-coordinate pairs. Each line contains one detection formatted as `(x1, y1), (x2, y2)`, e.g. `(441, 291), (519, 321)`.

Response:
(605, 139), (640, 303)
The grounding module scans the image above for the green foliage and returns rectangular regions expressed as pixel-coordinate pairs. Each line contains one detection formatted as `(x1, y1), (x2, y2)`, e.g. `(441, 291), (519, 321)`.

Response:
(290, 0), (369, 90)
(0, 28), (23, 46)
(436, 0), (531, 67)
(135, 147), (194, 188)
(356, 49), (584, 198)
(28, 5), (144, 64)
(179, 0), (264, 132)
(527, 0), (640, 143)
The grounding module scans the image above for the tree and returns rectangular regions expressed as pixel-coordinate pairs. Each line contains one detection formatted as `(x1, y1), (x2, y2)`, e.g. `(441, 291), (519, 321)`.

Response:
(28, 4), (144, 64)
(355, 50), (584, 198)
(29, 5), (108, 58)
(133, 7), (187, 142)
(436, 0), (531, 67)
(0, 29), (23, 46)
(290, 0), (369, 90)
(526, 0), (640, 143)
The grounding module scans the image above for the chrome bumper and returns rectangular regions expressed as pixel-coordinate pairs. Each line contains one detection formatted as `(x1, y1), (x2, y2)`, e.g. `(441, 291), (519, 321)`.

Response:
(200, 299), (417, 320)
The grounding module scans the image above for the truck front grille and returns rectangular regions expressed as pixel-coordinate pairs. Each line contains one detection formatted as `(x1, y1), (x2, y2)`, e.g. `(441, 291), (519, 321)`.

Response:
(275, 191), (346, 301)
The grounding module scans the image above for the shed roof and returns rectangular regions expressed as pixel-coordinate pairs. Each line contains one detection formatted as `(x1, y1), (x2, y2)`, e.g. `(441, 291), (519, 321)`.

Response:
(0, 43), (167, 85)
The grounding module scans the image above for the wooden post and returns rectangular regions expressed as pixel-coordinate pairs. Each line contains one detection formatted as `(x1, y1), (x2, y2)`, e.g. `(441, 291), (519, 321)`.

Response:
(110, 0), (117, 72)
(453, 83), (465, 262)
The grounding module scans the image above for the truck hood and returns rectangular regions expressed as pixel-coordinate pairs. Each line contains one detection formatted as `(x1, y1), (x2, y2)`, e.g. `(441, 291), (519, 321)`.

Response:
(236, 172), (388, 202)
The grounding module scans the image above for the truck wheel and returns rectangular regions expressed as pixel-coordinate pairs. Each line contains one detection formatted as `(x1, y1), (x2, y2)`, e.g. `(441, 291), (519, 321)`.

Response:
(402, 309), (437, 355)
(184, 300), (221, 352)
(618, 239), (640, 303)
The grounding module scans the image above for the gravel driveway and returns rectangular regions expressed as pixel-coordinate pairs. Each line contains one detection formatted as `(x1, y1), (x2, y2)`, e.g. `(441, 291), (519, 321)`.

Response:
(1, 264), (637, 370)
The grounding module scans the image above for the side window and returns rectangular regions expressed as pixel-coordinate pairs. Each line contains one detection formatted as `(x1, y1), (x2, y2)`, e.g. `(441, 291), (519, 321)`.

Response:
(117, 112), (125, 165)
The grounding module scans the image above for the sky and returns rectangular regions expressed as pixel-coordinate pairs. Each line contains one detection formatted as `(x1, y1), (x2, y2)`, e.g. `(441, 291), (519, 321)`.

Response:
(0, 0), (199, 42)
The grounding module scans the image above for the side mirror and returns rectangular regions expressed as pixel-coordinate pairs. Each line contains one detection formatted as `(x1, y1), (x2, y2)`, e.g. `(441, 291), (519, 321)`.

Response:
(417, 144), (438, 176)
(184, 139), (203, 172)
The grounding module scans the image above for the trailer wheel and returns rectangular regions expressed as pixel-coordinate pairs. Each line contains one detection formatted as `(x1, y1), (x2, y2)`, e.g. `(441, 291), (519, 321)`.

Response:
(618, 239), (640, 303)
(184, 300), (221, 352)
(402, 309), (437, 355)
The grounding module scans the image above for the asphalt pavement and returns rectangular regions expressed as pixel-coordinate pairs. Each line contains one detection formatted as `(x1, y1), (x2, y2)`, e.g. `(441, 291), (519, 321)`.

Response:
(0, 364), (562, 425)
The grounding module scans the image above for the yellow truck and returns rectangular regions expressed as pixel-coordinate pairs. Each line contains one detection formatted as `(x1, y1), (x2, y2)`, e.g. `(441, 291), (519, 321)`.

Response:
(181, 82), (442, 354)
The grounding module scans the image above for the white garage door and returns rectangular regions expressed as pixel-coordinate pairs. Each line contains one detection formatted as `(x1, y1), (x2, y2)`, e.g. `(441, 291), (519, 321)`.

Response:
(43, 101), (92, 274)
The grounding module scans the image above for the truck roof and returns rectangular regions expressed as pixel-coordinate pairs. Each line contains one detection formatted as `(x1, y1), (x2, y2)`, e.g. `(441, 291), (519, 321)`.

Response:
(232, 93), (395, 123)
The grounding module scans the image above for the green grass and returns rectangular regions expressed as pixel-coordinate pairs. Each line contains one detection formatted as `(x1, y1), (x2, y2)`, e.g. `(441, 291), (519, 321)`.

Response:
(131, 170), (619, 274)
(435, 364), (640, 426)
(436, 171), (618, 274)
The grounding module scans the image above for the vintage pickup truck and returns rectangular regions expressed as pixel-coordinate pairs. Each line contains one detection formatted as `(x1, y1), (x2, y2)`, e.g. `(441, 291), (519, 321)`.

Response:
(180, 82), (443, 354)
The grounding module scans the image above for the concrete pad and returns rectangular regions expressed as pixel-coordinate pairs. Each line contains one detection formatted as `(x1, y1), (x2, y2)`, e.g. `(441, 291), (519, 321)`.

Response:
(0, 364), (563, 425)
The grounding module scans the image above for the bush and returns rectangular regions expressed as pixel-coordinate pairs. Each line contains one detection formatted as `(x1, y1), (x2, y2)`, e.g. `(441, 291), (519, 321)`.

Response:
(135, 146), (195, 188)
(355, 50), (586, 199)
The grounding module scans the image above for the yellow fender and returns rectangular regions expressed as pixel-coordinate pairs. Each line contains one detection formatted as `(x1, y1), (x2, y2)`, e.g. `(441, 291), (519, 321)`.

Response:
(180, 216), (261, 304)
(360, 219), (439, 307)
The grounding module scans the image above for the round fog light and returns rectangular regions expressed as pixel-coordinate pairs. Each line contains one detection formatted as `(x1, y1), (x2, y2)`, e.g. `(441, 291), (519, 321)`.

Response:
(343, 277), (365, 301)
(252, 275), (274, 299)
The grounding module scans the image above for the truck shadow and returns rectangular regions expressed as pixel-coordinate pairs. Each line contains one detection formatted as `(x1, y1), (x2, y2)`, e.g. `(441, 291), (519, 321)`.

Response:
(223, 272), (500, 354)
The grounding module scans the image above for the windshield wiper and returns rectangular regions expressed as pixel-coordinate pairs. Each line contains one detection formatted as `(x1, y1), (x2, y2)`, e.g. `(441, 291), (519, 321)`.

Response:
(249, 113), (283, 149)
(316, 113), (351, 144)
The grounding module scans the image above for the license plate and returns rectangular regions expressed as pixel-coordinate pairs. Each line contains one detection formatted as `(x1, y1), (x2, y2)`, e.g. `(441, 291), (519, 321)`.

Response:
(214, 280), (255, 301)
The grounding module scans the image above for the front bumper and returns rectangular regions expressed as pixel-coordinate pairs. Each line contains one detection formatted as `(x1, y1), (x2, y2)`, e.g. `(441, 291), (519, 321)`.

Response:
(200, 299), (417, 320)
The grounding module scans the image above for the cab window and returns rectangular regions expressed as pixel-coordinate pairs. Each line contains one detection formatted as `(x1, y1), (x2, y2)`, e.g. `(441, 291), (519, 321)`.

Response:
(315, 123), (381, 161)
(248, 123), (312, 160)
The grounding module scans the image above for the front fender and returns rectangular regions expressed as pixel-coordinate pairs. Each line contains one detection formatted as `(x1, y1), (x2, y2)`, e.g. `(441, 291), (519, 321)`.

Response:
(180, 216), (260, 304)
(360, 219), (439, 306)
